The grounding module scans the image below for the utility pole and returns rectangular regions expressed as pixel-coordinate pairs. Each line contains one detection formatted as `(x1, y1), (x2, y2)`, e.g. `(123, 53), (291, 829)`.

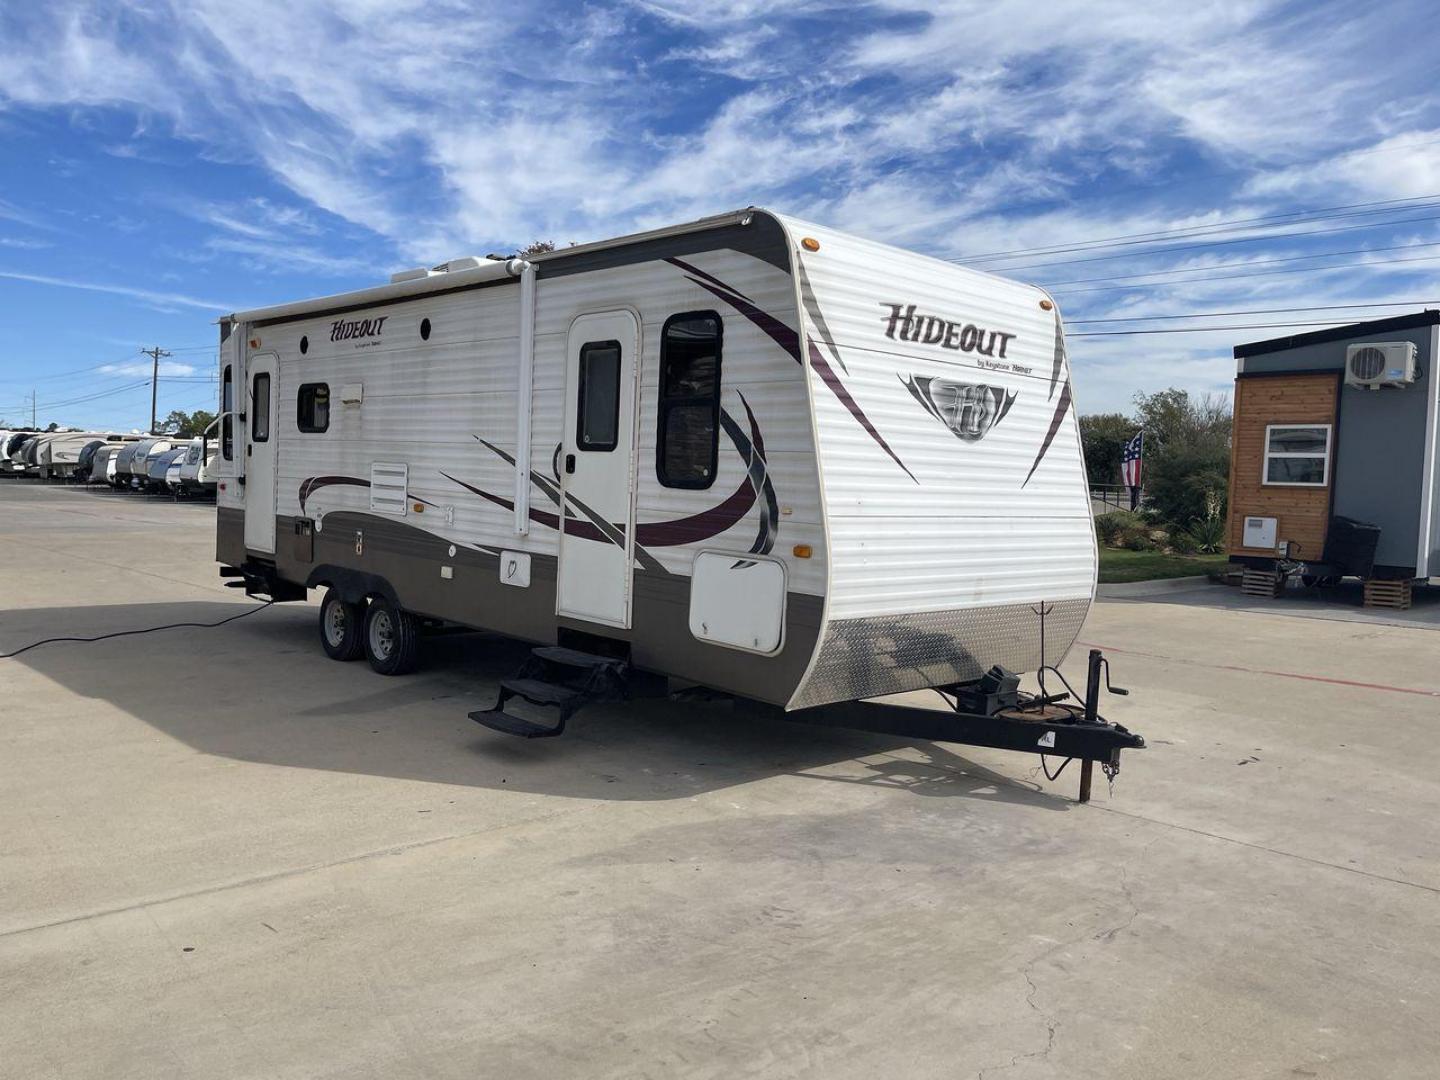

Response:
(140, 346), (171, 434)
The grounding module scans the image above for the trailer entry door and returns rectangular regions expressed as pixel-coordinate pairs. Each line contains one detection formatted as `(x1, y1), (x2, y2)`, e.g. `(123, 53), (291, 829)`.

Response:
(243, 354), (279, 554)
(557, 311), (639, 628)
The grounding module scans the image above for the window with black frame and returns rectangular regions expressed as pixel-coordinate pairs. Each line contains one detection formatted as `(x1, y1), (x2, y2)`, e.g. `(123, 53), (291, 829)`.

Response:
(221, 365), (233, 460)
(252, 373), (271, 443)
(576, 341), (622, 452)
(297, 383), (330, 433)
(657, 311), (722, 488)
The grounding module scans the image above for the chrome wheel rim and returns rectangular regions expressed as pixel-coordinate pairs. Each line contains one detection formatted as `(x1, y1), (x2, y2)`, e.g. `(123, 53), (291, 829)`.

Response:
(368, 609), (394, 659)
(324, 601), (346, 647)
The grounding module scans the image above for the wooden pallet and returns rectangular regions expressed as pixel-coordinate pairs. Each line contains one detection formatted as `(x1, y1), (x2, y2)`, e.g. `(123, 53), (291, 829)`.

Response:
(1363, 579), (1413, 610)
(1241, 568), (1284, 598)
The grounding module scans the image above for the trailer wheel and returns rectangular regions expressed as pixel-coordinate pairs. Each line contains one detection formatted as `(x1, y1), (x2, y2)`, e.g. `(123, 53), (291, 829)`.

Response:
(363, 597), (421, 676)
(319, 588), (365, 661)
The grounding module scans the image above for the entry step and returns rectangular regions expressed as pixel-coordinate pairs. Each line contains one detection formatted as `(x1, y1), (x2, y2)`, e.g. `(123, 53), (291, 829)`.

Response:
(499, 677), (587, 709)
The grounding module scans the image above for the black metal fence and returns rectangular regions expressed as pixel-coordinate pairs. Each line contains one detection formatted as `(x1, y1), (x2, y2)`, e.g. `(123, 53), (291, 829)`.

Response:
(1090, 484), (1142, 512)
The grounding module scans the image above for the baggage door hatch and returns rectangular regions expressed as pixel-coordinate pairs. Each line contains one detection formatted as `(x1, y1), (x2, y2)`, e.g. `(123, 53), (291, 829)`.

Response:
(556, 311), (640, 628)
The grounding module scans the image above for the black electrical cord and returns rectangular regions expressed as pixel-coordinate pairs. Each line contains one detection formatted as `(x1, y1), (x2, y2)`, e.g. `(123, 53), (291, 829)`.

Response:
(1039, 755), (1074, 782)
(0, 600), (273, 660)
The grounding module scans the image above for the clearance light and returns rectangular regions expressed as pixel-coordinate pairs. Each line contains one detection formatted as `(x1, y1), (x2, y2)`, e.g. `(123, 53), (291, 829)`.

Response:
(413, 502), (425, 513)
(249, 338), (261, 348)
(1039, 299), (1054, 311)
(792, 544), (812, 559)
(800, 237), (820, 252)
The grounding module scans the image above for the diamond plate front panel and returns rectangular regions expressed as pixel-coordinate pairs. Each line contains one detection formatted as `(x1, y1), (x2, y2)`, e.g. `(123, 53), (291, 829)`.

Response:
(788, 597), (1091, 709)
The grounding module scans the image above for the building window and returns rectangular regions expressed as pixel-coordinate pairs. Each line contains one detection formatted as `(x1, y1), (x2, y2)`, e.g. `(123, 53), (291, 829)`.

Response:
(657, 311), (722, 489)
(297, 383), (330, 433)
(576, 340), (621, 452)
(221, 365), (233, 460)
(252, 372), (271, 443)
(1263, 424), (1330, 486)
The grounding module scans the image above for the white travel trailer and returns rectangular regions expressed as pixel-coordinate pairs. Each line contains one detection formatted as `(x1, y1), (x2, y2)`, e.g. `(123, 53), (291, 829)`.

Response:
(215, 209), (1140, 794)
(170, 430), (217, 497)
(34, 432), (136, 480)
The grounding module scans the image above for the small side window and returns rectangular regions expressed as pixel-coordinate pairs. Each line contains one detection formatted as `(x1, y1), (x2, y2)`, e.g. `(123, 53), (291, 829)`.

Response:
(1263, 424), (1330, 486)
(576, 340), (621, 452)
(297, 383), (330, 433)
(221, 365), (234, 460)
(252, 373), (271, 443)
(657, 311), (722, 489)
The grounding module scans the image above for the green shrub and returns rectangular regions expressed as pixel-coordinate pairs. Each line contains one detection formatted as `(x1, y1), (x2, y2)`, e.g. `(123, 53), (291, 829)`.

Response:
(1125, 531), (1158, 551)
(1185, 514), (1226, 554)
(1166, 525), (1199, 555)
(1096, 510), (1143, 545)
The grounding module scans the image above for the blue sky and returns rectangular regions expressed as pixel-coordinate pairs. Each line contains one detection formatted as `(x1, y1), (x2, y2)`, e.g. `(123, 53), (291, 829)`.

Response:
(1, 0), (1437, 430)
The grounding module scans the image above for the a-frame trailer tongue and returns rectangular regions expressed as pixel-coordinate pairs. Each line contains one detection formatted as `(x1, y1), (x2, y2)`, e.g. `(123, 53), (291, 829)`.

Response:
(471, 643), (1144, 804)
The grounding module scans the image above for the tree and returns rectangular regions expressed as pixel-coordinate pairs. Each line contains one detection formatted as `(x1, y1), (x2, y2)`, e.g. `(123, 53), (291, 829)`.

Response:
(1078, 412), (1136, 488)
(517, 240), (556, 256)
(1131, 389), (1232, 528)
(161, 409), (217, 437)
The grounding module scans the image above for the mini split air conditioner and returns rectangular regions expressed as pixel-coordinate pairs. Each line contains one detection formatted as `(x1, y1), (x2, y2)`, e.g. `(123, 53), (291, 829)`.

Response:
(1345, 341), (1417, 389)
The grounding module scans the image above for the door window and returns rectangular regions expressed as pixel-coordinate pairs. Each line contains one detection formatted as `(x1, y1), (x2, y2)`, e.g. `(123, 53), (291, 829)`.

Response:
(221, 365), (233, 460)
(252, 373), (271, 443)
(576, 340), (621, 452)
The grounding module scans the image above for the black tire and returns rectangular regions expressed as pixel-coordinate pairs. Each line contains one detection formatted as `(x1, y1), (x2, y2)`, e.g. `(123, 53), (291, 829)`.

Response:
(318, 588), (365, 661)
(363, 596), (421, 675)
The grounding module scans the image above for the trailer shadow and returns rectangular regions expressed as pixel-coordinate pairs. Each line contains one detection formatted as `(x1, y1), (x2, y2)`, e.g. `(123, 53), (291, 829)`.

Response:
(3, 599), (1066, 811)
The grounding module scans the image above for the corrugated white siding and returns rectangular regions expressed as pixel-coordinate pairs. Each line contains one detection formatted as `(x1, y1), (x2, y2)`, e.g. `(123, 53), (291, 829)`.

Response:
(257, 248), (825, 597)
(779, 214), (1096, 624)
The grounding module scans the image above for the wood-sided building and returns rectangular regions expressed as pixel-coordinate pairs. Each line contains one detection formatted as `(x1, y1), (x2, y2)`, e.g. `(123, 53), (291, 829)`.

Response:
(1227, 311), (1440, 583)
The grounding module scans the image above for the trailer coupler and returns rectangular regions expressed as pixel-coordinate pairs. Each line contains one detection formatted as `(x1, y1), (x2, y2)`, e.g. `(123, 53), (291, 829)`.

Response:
(779, 650), (1144, 804)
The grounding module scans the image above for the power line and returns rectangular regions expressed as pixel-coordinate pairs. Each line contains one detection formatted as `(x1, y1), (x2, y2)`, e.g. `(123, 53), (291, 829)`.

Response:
(1067, 301), (1440, 324)
(1047, 251), (1440, 296)
(1069, 319), (1364, 338)
(956, 192), (1440, 263)
(1043, 238), (1440, 288)
(986, 210), (1440, 274)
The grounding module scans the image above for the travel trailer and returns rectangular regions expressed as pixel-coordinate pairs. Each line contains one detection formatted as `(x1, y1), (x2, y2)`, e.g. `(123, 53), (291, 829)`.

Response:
(214, 209), (1141, 797)
(125, 439), (176, 489)
(87, 443), (122, 485)
(173, 434), (217, 497)
(2, 431), (38, 473)
(110, 441), (144, 486)
(1228, 311), (1440, 600)
(34, 432), (135, 480)
(147, 446), (187, 492)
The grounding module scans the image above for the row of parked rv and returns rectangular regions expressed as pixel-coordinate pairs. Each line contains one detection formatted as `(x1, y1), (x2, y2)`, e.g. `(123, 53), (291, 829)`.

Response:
(0, 429), (217, 497)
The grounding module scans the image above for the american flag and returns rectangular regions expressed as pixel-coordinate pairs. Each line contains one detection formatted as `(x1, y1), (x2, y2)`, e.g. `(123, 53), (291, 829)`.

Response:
(1121, 431), (1144, 487)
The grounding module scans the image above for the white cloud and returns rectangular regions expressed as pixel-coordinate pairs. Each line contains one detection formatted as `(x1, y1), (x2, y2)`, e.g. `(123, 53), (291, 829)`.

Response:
(99, 360), (198, 377)
(0, 270), (230, 312)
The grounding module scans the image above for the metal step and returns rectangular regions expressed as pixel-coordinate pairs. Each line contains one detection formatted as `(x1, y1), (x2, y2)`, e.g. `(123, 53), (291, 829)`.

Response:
(500, 677), (587, 709)
(530, 645), (626, 672)
(468, 708), (565, 738)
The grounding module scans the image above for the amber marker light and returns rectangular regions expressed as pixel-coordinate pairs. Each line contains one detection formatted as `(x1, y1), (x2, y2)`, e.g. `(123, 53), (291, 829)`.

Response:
(1039, 299), (1054, 311)
(801, 237), (820, 252)
(792, 544), (812, 558)
(413, 502), (425, 513)
(249, 338), (261, 348)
